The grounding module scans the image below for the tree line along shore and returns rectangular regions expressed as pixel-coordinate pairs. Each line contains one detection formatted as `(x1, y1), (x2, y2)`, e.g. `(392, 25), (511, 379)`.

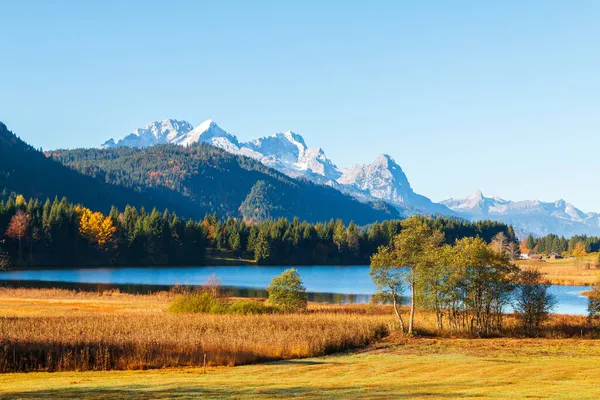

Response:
(0, 193), (515, 268)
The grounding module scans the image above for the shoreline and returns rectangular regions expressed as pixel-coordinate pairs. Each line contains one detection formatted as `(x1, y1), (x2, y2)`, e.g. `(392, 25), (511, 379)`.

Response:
(2, 264), (596, 288)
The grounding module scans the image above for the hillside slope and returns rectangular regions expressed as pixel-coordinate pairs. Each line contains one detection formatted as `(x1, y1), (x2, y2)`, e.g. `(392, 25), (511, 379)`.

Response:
(0, 123), (183, 215)
(48, 141), (400, 224)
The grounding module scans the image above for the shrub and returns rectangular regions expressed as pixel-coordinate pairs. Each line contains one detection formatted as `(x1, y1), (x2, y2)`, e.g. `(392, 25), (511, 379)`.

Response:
(227, 300), (278, 315)
(168, 291), (220, 314)
(267, 269), (308, 313)
(0, 253), (8, 271)
(514, 268), (556, 335)
(169, 292), (277, 315)
(588, 286), (600, 322)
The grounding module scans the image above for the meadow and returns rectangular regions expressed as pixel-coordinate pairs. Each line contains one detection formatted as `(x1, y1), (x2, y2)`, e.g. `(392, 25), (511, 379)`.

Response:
(516, 253), (600, 285)
(2, 288), (600, 399)
(3, 338), (600, 399)
(0, 288), (393, 372)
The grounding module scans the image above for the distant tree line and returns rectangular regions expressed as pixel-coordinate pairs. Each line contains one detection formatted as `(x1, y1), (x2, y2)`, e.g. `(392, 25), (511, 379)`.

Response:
(0, 193), (518, 268)
(208, 213), (516, 265)
(521, 233), (600, 256)
(0, 194), (206, 267)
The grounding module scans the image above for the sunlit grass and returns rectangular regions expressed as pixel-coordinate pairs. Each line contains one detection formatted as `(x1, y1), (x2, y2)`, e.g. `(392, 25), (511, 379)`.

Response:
(516, 253), (600, 285)
(3, 287), (600, 399)
(3, 338), (600, 399)
(0, 288), (393, 372)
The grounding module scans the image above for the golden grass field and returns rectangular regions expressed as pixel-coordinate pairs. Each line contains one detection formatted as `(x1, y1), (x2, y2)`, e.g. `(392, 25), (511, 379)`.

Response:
(0, 288), (393, 372)
(516, 253), (600, 286)
(3, 338), (600, 399)
(2, 288), (600, 399)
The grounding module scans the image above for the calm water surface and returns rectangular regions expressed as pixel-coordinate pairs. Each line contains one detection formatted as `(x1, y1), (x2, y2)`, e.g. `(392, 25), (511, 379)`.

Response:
(0, 265), (590, 315)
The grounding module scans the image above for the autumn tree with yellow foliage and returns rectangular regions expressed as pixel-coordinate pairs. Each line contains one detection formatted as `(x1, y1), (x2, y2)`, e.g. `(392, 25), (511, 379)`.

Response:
(572, 242), (588, 258)
(76, 206), (116, 248)
(15, 194), (27, 208)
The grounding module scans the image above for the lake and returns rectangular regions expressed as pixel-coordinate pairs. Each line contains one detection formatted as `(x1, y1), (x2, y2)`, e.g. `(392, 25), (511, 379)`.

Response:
(0, 265), (591, 315)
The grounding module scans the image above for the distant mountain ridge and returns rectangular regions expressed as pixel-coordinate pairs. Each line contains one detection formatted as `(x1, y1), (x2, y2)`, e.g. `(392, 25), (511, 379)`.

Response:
(441, 190), (600, 237)
(101, 119), (195, 149)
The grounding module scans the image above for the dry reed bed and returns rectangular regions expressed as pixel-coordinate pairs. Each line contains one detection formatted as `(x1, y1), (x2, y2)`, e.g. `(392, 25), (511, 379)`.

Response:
(0, 287), (173, 300)
(0, 288), (596, 374)
(0, 312), (393, 372)
(400, 312), (595, 339)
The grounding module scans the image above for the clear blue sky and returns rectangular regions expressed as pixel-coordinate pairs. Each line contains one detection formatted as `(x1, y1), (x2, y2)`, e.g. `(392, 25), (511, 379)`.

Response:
(2, 1), (600, 211)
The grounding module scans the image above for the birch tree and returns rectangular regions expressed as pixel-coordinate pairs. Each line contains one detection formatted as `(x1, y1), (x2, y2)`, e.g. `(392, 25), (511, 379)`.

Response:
(370, 216), (444, 335)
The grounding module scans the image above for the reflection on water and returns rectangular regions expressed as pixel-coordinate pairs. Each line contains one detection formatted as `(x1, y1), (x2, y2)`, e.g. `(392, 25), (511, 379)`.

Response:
(0, 279), (385, 305)
(0, 265), (591, 315)
(0, 266), (378, 295)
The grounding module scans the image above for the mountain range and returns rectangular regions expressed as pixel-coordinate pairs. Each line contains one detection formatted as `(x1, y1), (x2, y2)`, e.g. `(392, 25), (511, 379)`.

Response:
(442, 191), (600, 238)
(0, 122), (398, 224)
(102, 119), (451, 217)
(103, 119), (600, 238)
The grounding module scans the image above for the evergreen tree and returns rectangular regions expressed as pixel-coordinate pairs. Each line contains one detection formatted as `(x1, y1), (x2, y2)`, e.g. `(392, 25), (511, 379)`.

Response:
(333, 219), (346, 251)
(526, 234), (535, 250)
(254, 228), (271, 263)
(346, 221), (360, 256)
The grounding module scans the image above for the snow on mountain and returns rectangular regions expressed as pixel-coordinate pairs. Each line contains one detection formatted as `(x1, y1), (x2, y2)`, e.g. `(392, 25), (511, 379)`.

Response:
(442, 190), (510, 216)
(101, 119), (193, 149)
(244, 131), (341, 182)
(100, 120), (450, 215)
(339, 154), (412, 203)
(173, 119), (240, 151)
(338, 154), (454, 215)
(442, 191), (600, 237)
(103, 119), (600, 236)
(102, 121), (342, 182)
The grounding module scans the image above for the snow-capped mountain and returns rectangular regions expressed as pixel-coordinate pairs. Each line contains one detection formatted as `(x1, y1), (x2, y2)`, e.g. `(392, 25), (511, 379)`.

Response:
(101, 119), (451, 216)
(173, 119), (241, 152)
(102, 119), (193, 149)
(338, 154), (453, 215)
(243, 131), (341, 183)
(442, 191), (600, 237)
(102, 119), (600, 237)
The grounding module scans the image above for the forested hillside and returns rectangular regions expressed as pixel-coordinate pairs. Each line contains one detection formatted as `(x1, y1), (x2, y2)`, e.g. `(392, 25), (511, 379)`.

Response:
(47, 143), (400, 224)
(0, 123), (191, 216)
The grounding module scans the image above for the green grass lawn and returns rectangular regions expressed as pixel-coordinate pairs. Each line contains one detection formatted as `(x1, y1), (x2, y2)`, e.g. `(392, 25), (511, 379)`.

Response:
(3, 338), (600, 399)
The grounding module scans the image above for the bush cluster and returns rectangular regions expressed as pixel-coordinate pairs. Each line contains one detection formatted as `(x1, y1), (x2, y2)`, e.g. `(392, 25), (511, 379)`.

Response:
(168, 291), (278, 315)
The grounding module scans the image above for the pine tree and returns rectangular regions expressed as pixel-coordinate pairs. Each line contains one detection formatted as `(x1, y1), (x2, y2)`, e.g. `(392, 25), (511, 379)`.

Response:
(254, 228), (271, 263)
(526, 234), (535, 250)
(246, 227), (258, 253)
(346, 221), (360, 256)
(229, 229), (241, 253)
(333, 219), (346, 251)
